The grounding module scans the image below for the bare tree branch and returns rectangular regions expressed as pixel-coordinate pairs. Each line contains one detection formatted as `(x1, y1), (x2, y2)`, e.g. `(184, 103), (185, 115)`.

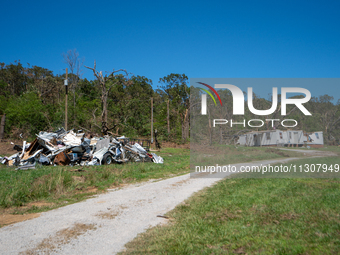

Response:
(85, 61), (130, 135)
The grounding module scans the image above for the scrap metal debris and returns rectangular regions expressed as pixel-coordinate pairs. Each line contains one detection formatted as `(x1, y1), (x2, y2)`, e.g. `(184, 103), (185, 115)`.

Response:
(0, 128), (163, 169)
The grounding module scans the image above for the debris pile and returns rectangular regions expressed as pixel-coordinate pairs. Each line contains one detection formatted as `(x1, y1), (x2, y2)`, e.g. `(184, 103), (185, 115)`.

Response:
(0, 128), (163, 169)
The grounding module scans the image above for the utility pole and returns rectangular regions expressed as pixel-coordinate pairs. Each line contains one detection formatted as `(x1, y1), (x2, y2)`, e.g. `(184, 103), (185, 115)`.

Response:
(151, 97), (153, 146)
(64, 68), (68, 131)
(167, 99), (170, 134)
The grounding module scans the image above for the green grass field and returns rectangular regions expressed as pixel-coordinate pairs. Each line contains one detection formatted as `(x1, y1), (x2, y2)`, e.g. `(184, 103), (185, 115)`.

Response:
(121, 152), (340, 255)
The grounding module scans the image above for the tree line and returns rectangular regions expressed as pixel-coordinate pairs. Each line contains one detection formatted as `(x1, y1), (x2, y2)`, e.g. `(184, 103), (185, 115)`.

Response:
(0, 59), (189, 143)
(1, 57), (339, 145)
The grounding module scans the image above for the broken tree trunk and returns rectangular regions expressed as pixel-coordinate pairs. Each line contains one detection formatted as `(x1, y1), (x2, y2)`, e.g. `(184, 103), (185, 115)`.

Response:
(85, 61), (129, 135)
(0, 114), (5, 140)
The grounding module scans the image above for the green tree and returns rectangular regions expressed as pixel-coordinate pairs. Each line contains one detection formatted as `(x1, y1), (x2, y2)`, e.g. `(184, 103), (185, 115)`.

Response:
(5, 92), (48, 137)
(158, 73), (189, 143)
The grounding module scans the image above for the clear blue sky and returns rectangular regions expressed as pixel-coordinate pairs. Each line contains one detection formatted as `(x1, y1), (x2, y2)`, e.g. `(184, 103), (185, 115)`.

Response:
(1, 0), (339, 100)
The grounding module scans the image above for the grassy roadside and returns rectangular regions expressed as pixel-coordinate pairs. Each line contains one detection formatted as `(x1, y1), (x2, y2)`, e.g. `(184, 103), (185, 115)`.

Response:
(0, 146), (302, 216)
(121, 154), (340, 254)
(0, 145), (310, 229)
(0, 148), (189, 216)
(191, 145), (304, 167)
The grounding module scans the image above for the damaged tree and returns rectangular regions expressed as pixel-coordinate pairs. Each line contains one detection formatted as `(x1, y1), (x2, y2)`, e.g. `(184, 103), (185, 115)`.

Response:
(85, 61), (129, 135)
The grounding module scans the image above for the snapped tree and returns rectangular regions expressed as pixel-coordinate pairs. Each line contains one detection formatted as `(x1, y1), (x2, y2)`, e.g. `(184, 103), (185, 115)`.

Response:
(85, 61), (129, 135)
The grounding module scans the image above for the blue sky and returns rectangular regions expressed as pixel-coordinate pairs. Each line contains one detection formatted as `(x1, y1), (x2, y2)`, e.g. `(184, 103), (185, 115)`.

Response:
(1, 0), (339, 100)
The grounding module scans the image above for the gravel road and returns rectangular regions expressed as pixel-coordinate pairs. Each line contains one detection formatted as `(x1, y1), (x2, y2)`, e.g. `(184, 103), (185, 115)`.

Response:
(0, 151), (333, 254)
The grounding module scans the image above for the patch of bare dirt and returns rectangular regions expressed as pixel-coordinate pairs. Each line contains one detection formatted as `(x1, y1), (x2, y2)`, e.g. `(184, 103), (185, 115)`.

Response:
(0, 213), (40, 226)
(86, 186), (98, 193)
(96, 210), (120, 220)
(0, 201), (54, 227)
(0, 140), (22, 156)
(171, 179), (190, 187)
(20, 223), (96, 255)
(234, 247), (246, 254)
(75, 186), (98, 194)
(24, 202), (54, 208)
(96, 204), (128, 220)
(72, 175), (85, 183)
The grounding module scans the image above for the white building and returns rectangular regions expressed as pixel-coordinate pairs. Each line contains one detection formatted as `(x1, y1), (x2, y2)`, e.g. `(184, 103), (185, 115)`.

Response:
(238, 130), (287, 147)
(305, 131), (324, 148)
(237, 130), (324, 147)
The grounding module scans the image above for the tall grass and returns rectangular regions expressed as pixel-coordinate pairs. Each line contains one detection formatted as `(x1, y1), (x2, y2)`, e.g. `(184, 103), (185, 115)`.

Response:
(0, 148), (189, 210)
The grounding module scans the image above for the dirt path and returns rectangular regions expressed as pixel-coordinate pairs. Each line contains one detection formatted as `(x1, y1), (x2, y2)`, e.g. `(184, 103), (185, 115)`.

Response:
(279, 148), (337, 157)
(0, 151), (334, 254)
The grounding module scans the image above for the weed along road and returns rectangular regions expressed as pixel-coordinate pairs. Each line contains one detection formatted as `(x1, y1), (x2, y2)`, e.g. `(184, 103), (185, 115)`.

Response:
(0, 150), (334, 254)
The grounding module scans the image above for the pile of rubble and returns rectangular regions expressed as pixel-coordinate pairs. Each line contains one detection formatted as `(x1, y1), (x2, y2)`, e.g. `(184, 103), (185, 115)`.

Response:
(0, 128), (163, 169)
